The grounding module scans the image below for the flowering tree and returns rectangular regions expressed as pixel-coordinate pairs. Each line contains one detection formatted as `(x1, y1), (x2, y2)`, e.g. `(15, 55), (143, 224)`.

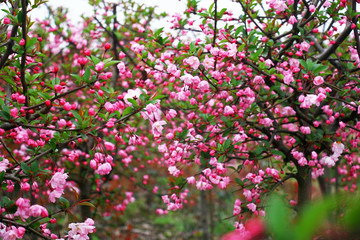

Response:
(0, 0), (359, 239)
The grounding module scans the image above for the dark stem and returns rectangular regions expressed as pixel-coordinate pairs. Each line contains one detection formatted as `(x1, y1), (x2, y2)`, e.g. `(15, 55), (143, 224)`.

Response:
(20, 0), (29, 109)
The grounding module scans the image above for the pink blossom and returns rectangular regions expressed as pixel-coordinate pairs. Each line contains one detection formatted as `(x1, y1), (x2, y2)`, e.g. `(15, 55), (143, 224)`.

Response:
(253, 75), (264, 84)
(268, 0), (288, 12)
(58, 119), (67, 128)
(202, 55), (214, 70)
(54, 84), (63, 93)
(66, 218), (95, 240)
(300, 126), (311, 134)
(19, 39), (25, 46)
(300, 94), (320, 108)
(187, 176), (196, 184)
(63, 102), (72, 111)
(168, 166), (180, 177)
(165, 109), (177, 120)
(320, 156), (335, 167)
(309, 5), (316, 12)
(3, 18), (10, 24)
(124, 88), (145, 105)
(300, 41), (310, 52)
(15, 198), (31, 219)
(288, 16), (298, 24)
(152, 120), (167, 137)
(247, 203), (257, 212)
(0, 158), (9, 172)
(198, 81), (210, 92)
(184, 56), (200, 70)
(29, 205), (48, 218)
(224, 106), (235, 116)
(104, 102), (115, 113)
(10, 108), (18, 118)
(283, 71), (294, 85)
(49, 170), (68, 203)
(95, 61), (104, 72)
(50, 171), (68, 190)
(180, 73), (194, 85)
(226, 43), (237, 57)
(332, 142), (345, 158)
(313, 76), (324, 85)
(97, 162), (112, 175)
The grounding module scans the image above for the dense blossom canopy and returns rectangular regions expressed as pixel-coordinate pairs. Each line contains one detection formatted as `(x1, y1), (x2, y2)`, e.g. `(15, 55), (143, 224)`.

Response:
(0, 0), (360, 239)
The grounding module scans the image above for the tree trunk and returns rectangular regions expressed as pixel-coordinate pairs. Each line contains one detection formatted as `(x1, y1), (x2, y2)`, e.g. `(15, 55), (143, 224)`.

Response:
(296, 167), (312, 210)
(78, 165), (91, 220)
(199, 191), (210, 240)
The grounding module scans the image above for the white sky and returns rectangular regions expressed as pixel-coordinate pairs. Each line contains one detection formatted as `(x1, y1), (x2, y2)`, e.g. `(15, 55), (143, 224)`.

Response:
(30, 0), (239, 22)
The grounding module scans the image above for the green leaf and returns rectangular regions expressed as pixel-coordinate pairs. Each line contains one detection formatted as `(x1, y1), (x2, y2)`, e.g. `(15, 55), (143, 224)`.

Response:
(0, 171), (5, 183)
(235, 178), (244, 186)
(26, 37), (38, 48)
(17, 10), (24, 23)
(217, 8), (227, 19)
(127, 98), (138, 107)
(59, 197), (70, 209)
(189, 41), (196, 52)
(223, 139), (231, 150)
(266, 195), (294, 240)
(71, 110), (82, 123)
(154, 27), (164, 38)
(83, 67), (91, 83)
(152, 94), (166, 101)
(77, 201), (96, 208)
(180, 128), (188, 139)
(104, 60), (121, 69)
(122, 106), (132, 117)
(90, 55), (100, 65)
(294, 197), (335, 240)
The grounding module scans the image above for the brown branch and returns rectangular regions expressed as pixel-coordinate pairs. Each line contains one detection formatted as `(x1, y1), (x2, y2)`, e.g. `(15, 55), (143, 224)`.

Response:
(316, 23), (352, 61)
(20, 0), (28, 109)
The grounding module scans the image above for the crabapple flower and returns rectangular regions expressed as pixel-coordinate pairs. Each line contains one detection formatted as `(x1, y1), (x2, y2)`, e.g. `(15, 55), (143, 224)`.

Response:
(268, 0), (288, 12)
(63, 102), (72, 111)
(3, 18), (10, 24)
(300, 94), (320, 108)
(19, 39), (25, 46)
(96, 162), (112, 175)
(253, 75), (265, 85)
(165, 109), (177, 120)
(184, 56), (200, 70)
(224, 106), (235, 116)
(66, 218), (95, 240)
(29, 205), (49, 218)
(202, 55), (214, 70)
(247, 203), (257, 212)
(10, 108), (18, 118)
(332, 142), (345, 158)
(0, 158), (9, 172)
(288, 16), (297, 24)
(48, 170), (68, 203)
(168, 166), (180, 177)
(14, 198), (31, 219)
(58, 119), (67, 128)
(320, 156), (335, 167)
(283, 71), (294, 85)
(300, 41), (310, 52)
(300, 126), (311, 134)
(313, 76), (324, 85)
(198, 80), (210, 92)
(123, 88), (145, 105)
(226, 43), (237, 57)
(94, 61), (104, 72)
(152, 120), (167, 137)
(104, 102), (115, 113)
